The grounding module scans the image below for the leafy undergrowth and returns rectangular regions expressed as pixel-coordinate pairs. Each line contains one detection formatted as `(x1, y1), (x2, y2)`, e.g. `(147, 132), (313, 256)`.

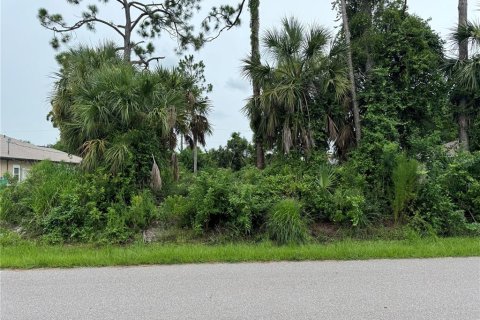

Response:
(1, 237), (479, 269)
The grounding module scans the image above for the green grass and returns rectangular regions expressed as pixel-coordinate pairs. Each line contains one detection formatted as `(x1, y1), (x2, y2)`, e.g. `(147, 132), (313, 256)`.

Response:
(1, 237), (479, 269)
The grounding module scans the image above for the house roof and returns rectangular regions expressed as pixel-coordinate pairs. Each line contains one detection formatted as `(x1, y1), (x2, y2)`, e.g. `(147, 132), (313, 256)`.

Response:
(0, 135), (82, 164)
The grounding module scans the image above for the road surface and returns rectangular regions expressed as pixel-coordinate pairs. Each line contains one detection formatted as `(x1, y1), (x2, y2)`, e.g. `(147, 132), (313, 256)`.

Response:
(1, 258), (479, 319)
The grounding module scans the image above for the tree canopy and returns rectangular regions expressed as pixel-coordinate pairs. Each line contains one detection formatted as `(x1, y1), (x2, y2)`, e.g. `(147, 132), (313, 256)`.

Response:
(38, 0), (247, 65)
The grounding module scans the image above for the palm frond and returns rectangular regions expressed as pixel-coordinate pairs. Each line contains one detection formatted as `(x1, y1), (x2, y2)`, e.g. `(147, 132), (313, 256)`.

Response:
(452, 20), (480, 49)
(104, 141), (132, 174)
(302, 24), (330, 59)
(80, 139), (107, 171)
(456, 56), (480, 91)
(150, 155), (162, 192)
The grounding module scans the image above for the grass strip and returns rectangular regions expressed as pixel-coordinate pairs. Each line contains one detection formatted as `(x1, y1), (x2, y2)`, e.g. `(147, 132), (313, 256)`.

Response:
(1, 237), (479, 269)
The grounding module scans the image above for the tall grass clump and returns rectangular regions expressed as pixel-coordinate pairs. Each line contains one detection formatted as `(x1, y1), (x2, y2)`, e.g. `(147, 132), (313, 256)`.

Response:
(392, 154), (419, 224)
(267, 199), (309, 245)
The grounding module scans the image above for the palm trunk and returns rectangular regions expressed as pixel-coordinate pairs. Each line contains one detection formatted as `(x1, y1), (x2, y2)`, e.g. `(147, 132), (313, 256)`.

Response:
(458, 112), (469, 149)
(340, 0), (361, 143)
(458, 0), (469, 151)
(193, 137), (198, 174)
(171, 152), (179, 182)
(249, 0), (265, 169)
(255, 136), (265, 169)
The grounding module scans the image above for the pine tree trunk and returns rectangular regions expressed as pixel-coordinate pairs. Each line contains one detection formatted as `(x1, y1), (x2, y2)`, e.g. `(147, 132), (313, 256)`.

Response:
(193, 137), (198, 174)
(458, 0), (469, 151)
(340, 0), (361, 143)
(249, 0), (265, 169)
(123, 0), (132, 62)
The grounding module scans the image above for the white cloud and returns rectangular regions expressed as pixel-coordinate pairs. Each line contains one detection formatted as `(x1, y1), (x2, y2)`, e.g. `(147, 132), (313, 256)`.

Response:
(225, 78), (249, 92)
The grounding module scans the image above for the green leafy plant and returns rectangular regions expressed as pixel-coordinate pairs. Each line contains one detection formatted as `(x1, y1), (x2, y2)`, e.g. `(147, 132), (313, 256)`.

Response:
(331, 189), (366, 227)
(316, 165), (337, 193)
(267, 199), (309, 245)
(392, 154), (419, 224)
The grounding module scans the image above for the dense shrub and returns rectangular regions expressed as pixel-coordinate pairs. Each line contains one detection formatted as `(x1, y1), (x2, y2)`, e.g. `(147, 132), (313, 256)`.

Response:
(438, 152), (480, 222)
(0, 161), (80, 231)
(412, 181), (467, 236)
(266, 199), (309, 245)
(158, 195), (191, 227)
(392, 154), (419, 224)
(187, 169), (236, 233)
(161, 155), (371, 238)
(0, 161), (158, 243)
(410, 152), (480, 236)
(330, 188), (366, 227)
(176, 168), (274, 236)
(3, 150), (477, 244)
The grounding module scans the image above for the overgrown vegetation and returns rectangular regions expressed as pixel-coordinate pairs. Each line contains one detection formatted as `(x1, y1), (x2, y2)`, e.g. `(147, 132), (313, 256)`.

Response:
(2, 150), (479, 245)
(1, 1), (479, 253)
(0, 161), (158, 244)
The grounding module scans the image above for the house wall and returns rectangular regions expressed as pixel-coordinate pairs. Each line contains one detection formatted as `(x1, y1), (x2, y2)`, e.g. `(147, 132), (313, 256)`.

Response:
(0, 159), (36, 181)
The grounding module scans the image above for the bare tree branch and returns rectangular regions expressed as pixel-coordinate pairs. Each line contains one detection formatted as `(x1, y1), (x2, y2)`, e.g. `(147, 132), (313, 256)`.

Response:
(40, 0), (246, 64)
(204, 0), (246, 42)
(131, 8), (168, 30)
(131, 55), (165, 68)
(44, 17), (125, 38)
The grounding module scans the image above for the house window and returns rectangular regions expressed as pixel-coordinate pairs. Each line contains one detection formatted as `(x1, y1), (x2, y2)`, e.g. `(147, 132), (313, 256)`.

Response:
(13, 165), (20, 181)
(21, 168), (30, 181)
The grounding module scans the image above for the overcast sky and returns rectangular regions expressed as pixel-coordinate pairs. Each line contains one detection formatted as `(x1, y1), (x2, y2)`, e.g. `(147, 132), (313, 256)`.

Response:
(0, 1), (477, 148)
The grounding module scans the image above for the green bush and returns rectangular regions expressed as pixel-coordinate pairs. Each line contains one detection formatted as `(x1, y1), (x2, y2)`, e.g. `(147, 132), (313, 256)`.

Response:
(267, 199), (309, 245)
(412, 181), (467, 236)
(331, 189), (366, 227)
(438, 152), (480, 222)
(0, 161), (159, 244)
(2, 148), (477, 244)
(176, 168), (277, 236)
(0, 184), (28, 226)
(409, 152), (480, 236)
(187, 169), (235, 233)
(0, 161), (81, 231)
(126, 190), (159, 230)
(392, 154), (419, 223)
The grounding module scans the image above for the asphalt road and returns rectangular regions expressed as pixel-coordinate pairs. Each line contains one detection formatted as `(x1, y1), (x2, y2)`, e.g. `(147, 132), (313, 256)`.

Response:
(1, 258), (479, 320)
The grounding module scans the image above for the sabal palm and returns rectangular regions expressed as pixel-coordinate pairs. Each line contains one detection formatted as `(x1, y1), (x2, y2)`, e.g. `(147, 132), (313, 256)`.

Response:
(453, 19), (480, 92)
(184, 97), (212, 173)
(159, 66), (213, 173)
(243, 17), (348, 154)
(50, 44), (122, 153)
(51, 44), (189, 175)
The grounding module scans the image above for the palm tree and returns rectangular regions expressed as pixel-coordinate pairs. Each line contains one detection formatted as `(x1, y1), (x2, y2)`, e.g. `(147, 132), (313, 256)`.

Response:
(50, 45), (189, 182)
(449, 0), (480, 151)
(173, 57), (213, 174)
(243, 17), (348, 155)
(50, 44), (122, 154)
(453, 17), (480, 92)
(184, 95), (212, 173)
(248, 0), (265, 169)
(339, 0), (361, 144)
(457, 0), (470, 151)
